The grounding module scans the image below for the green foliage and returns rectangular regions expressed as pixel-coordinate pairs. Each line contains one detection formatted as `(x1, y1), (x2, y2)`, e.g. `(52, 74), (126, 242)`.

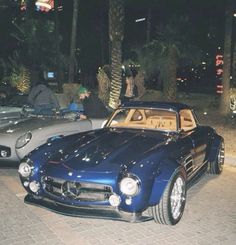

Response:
(156, 15), (202, 66)
(130, 40), (167, 81)
(11, 17), (61, 71)
(129, 15), (202, 83)
(97, 65), (111, 106)
(8, 64), (31, 94)
(0, 59), (7, 81)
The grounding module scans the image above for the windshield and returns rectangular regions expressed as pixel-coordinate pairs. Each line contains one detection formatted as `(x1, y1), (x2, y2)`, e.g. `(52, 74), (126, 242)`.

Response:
(106, 108), (177, 131)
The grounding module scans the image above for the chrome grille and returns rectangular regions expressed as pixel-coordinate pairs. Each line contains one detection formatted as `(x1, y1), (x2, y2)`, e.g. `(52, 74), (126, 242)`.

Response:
(42, 176), (113, 202)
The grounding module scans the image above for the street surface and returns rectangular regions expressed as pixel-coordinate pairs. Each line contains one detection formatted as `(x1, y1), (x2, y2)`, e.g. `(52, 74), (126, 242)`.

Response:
(0, 163), (236, 245)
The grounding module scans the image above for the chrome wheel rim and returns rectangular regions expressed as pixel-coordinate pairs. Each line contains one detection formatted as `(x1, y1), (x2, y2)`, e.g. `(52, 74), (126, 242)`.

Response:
(218, 144), (225, 172)
(170, 176), (186, 220)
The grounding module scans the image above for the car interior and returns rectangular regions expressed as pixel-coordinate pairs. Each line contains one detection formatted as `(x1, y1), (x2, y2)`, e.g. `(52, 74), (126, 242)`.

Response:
(109, 109), (177, 131)
(179, 109), (196, 131)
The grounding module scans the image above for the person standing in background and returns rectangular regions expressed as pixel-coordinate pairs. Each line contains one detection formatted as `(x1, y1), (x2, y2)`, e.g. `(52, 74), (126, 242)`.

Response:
(28, 79), (59, 115)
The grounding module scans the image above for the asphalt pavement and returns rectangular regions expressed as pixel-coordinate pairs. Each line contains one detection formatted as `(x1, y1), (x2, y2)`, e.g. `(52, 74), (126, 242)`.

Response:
(0, 161), (236, 245)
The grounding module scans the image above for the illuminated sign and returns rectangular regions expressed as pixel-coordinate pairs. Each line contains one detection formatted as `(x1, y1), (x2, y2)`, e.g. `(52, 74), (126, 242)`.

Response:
(35, 0), (63, 12)
(20, 0), (27, 11)
(35, 0), (54, 12)
(216, 54), (223, 94)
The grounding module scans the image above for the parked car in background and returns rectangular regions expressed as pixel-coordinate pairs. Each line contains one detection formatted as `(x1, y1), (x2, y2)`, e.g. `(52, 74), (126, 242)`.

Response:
(19, 101), (224, 225)
(0, 93), (108, 163)
(0, 94), (33, 128)
(0, 112), (95, 163)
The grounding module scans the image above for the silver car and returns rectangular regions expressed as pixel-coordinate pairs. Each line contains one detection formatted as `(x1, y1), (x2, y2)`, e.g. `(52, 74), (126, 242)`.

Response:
(0, 114), (93, 163)
(0, 105), (34, 128)
(0, 93), (34, 128)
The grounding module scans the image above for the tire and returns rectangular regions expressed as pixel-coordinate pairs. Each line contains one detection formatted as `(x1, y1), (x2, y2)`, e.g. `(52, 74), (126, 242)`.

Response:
(150, 169), (186, 225)
(209, 142), (224, 174)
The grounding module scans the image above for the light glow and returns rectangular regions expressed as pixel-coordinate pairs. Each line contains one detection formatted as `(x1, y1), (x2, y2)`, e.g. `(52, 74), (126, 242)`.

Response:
(135, 18), (146, 23)
(109, 194), (121, 207)
(120, 176), (140, 196)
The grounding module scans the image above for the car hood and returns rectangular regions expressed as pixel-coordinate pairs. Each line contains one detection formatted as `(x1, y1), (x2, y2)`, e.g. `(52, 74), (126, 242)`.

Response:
(0, 106), (22, 114)
(0, 117), (72, 135)
(45, 128), (169, 173)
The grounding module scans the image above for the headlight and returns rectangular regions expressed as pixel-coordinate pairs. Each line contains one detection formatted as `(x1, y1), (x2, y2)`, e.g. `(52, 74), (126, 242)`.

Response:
(18, 161), (32, 178)
(16, 132), (32, 149)
(120, 174), (140, 197)
(29, 181), (40, 193)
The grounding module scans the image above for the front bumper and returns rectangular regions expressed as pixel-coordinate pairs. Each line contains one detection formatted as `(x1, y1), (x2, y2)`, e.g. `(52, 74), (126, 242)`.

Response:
(25, 194), (152, 223)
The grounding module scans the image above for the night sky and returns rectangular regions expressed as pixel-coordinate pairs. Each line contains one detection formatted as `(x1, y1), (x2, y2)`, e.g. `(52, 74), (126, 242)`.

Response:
(0, 0), (231, 89)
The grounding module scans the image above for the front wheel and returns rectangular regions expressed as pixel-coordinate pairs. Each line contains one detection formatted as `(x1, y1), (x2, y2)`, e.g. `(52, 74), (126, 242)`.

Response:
(209, 142), (224, 174)
(149, 169), (186, 225)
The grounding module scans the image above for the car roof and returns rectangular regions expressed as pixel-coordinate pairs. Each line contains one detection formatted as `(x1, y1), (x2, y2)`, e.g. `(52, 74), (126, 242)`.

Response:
(120, 101), (192, 112)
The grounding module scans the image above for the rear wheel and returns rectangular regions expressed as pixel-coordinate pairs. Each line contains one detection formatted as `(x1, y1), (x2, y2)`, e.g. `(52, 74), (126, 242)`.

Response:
(209, 142), (224, 174)
(150, 169), (186, 225)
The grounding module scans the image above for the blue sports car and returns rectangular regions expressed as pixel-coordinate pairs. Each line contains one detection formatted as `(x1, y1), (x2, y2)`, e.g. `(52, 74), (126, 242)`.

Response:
(18, 101), (224, 225)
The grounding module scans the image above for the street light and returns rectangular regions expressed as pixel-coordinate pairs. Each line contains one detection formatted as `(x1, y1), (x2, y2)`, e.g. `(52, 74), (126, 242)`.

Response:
(135, 18), (146, 23)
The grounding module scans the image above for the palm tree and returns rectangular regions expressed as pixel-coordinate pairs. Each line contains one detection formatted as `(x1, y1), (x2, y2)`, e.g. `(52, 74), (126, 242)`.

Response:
(162, 44), (178, 101)
(108, 0), (124, 109)
(146, 8), (152, 44)
(219, 0), (235, 115)
(135, 16), (200, 102)
(157, 17), (196, 101)
(232, 43), (236, 87)
(54, 0), (63, 91)
(149, 16), (200, 101)
(68, 0), (79, 83)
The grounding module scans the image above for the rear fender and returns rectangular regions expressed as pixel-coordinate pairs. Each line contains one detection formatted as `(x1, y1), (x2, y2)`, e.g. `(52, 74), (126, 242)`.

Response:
(207, 134), (224, 163)
(148, 159), (185, 206)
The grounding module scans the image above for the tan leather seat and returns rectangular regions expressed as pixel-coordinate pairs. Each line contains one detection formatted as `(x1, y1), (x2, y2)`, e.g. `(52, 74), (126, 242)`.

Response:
(146, 116), (176, 130)
(146, 117), (161, 129)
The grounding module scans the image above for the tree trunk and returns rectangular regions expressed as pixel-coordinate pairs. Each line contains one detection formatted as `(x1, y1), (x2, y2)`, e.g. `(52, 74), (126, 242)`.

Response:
(54, 0), (62, 92)
(163, 45), (177, 101)
(219, 0), (234, 115)
(232, 42), (236, 87)
(108, 0), (124, 109)
(68, 0), (79, 83)
(109, 41), (123, 108)
(146, 8), (151, 44)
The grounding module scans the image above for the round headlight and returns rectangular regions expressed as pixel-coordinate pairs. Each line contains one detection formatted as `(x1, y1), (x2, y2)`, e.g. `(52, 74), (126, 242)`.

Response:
(16, 131), (32, 149)
(109, 194), (121, 207)
(18, 162), (32, 178)
(120, 175), (140, 197)
(29, 181), (40, 193)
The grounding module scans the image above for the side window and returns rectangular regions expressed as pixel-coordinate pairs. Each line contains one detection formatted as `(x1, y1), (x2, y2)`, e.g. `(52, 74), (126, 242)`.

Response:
(180, 109), (196, 131)
(131, 110), (143, 121)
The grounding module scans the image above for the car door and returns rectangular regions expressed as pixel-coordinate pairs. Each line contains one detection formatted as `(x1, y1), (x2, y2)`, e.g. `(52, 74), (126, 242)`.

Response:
(179, 109), (208, 171)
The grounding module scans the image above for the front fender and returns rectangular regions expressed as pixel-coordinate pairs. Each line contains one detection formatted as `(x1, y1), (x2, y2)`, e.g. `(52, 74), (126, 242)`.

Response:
(19, 133), (83, 194)
(22, 133), (82, 168)
(148, 159), (185, 206)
